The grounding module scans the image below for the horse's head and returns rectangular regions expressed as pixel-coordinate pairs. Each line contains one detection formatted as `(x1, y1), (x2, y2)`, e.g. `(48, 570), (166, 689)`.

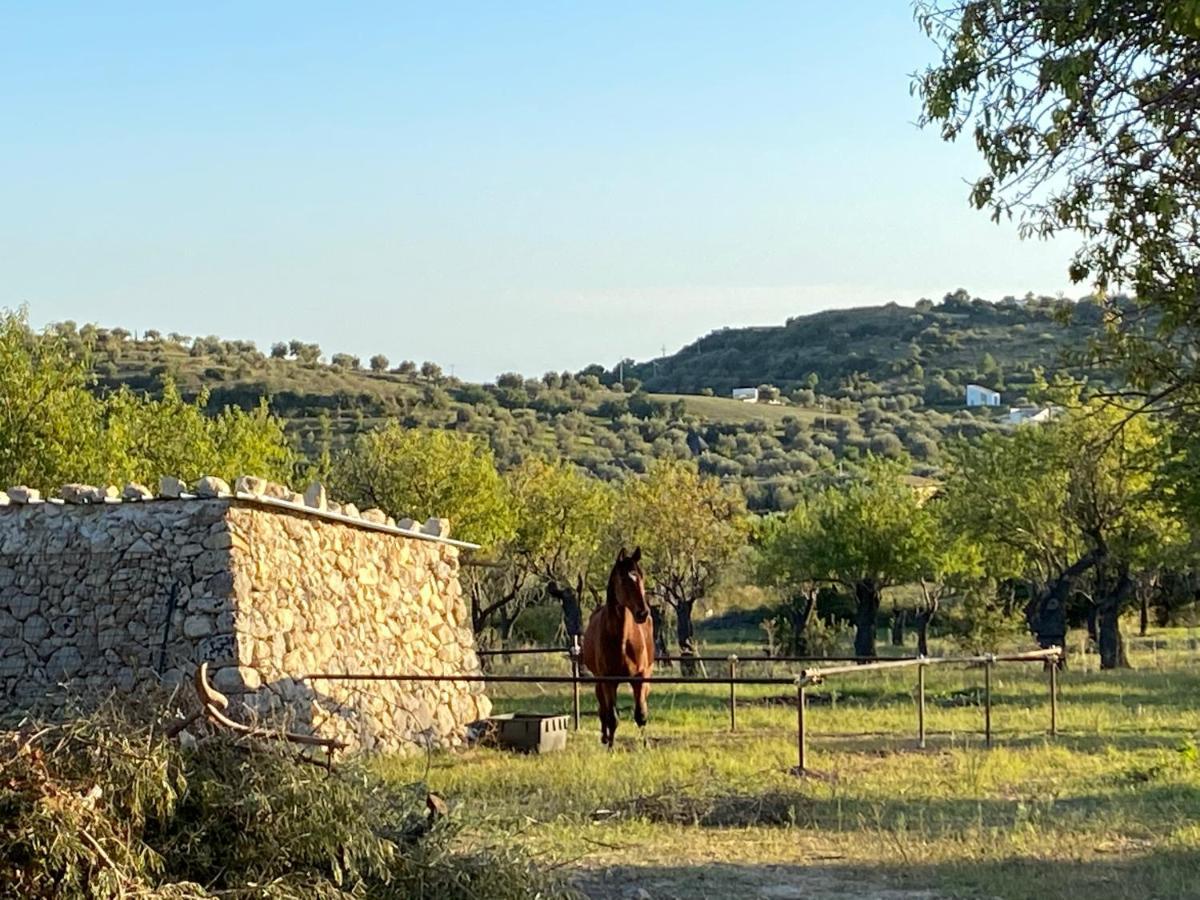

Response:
(609, 547), (649, 624)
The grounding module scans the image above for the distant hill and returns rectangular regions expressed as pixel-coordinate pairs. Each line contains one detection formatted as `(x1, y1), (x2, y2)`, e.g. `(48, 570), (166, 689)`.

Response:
(625, 290), (1122, 403)
(42, 291), (1123, 512)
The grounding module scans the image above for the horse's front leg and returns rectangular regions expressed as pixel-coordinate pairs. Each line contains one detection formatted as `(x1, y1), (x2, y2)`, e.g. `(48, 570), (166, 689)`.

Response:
(595, 681), (617, 748)
(631, 676), (649, 746)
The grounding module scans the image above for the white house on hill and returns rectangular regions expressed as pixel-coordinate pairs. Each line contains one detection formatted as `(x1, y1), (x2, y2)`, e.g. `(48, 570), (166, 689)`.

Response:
(1007, 405), (1062, 425)
(965, 384), (1001, 407)
(732, 387), (759, 402)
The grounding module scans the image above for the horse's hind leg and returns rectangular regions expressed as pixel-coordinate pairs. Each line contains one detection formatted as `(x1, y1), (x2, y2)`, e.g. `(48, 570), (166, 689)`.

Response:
(595, 682), (618, 747)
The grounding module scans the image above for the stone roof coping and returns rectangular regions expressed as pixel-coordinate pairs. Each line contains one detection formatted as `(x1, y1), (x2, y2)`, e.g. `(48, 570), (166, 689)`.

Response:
(230, 492), (480, 550)
(0, 491), (481, 551)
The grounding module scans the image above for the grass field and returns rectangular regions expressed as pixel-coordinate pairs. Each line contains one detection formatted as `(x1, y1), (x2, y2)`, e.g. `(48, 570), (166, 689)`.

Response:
(378, 628), (1200, 899)
(652, 393), (849, 427)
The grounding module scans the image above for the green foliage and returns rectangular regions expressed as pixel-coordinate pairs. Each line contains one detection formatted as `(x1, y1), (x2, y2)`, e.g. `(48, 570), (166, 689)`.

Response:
(916, 0), (1200, 484)
(506, 458), (615, 586)
(623, 296), (1104, 398)
(0, 310), (296, 491)
(102, 380), (296, 486)
(802, 458), (938, 590)
(0, 699), (570, 899)
(612, 460), (750, 609)
(943, 399), (1177, 588)
(0, 309), (104, 488)
(331, 423), (516, 547)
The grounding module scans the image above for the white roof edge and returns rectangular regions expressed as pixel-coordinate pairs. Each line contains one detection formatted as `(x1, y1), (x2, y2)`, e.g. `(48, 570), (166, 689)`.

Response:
(0, 491), (480, 551)
(231, 492), (481, 550)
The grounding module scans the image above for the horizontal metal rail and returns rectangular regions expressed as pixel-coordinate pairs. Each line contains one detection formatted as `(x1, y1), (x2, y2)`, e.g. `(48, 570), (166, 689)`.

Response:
(305, 650), (1060, 689)
(304, 647), (1063, 775)
(476, 646), (921, 664)
(799, 649), (1060, 683)
(305, 672), (804, 686)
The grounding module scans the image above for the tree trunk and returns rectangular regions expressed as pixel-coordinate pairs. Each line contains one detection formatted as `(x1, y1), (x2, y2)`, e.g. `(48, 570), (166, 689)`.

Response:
(1098, 569), (1134, 670)
(890, 609), (906, 647)
(1097, 603), (1129, 669)
(914, 612), (931, 657)
(650, 606), (671, 665)
(1139, 588), (1149, 637)
(853, 580), (881, 659)
(676, 599), (699, 675)
(786, 591), (817, 656)
(1029, 551), (1098, 668)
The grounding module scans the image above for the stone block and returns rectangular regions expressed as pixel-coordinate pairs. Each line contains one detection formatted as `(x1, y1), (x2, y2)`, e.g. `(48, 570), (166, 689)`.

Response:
(46, 646), (83, 680)
(122, 482), (154, 500)
(235, 475), (269, 496)
(202, 531), (234, 550)
(303, 482), (328, 511)
(8, 593), (38, 621)
(183, 614), (215, 638)
(7, 486), (40, 504)
(60, 483), (102, 504)
(158, 476), (187, 499)
(22, 615), (49, 643)
(421, 517), (451, 538)
(212, 665), (261, 693)
(194, 476), (231, 498)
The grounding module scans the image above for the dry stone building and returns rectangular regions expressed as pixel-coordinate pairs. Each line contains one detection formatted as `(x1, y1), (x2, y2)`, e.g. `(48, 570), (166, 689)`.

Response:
(0, 476), (491, 753)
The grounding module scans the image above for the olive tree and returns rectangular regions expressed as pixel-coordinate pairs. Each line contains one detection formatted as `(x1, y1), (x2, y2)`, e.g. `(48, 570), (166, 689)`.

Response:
(612, 461), (749, 668)
(761, 457), (938, 659)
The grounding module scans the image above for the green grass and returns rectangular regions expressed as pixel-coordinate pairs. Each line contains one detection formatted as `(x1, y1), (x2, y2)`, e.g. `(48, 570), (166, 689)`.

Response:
(652, 392), (848, 427)
(378, 628), (1200, 899)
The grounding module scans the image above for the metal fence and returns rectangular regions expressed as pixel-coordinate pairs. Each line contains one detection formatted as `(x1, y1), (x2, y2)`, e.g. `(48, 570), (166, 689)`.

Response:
(305, 647), (1062, 774)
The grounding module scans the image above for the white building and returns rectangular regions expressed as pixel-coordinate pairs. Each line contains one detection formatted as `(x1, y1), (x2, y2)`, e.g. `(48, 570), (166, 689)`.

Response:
(965, 384), (1001, 407)
(1007, 405), (1061, 425)
(731, 387), (759, 402)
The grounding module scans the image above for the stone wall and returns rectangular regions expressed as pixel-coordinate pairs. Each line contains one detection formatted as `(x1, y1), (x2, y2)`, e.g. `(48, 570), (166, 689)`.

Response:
(0, 482), (489, 753)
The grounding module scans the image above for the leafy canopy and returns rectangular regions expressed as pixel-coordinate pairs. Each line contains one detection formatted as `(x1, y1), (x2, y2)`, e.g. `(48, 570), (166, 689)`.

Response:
(505, 458), (615, 586)
(0, 309), (296, 491)
(612, 460), (749, 607)
(331, 423), (515, 547)
(916, 1), (1200, 412)
(801, 457), (938, 590)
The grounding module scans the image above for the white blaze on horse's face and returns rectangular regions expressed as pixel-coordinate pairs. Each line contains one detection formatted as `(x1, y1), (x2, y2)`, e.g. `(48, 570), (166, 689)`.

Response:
(616, 546), (650, 625)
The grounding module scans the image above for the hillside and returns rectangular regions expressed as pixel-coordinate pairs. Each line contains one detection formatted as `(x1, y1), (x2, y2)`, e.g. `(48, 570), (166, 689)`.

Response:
(44, 294), (1118, 512)
(625, 290), (1123, 401)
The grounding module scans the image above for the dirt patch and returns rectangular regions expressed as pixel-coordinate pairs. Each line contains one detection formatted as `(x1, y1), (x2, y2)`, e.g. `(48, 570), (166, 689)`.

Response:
(572, 862), (947, 899)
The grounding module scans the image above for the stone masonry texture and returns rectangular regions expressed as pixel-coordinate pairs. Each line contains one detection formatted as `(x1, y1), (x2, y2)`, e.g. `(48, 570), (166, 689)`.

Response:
(0, 495), (490, 753)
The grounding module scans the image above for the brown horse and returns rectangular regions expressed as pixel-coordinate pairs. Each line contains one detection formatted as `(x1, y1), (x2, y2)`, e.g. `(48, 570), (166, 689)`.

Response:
(582, 547), (653, 747)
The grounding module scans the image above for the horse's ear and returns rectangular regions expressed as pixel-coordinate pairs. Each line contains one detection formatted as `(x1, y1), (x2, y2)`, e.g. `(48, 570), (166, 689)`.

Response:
(630, 547), (642, 564)
(616, 547), (627, 562)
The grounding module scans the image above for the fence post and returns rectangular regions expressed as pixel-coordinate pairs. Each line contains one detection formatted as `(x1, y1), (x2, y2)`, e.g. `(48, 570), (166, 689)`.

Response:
(569, 636), (581, 732)
(984, 655), (993, 748)
(728, 655), (738, 733)
(917, 660), (926, 750)
(1049, 652), (1058, 738)
(796, 674), (807, 775)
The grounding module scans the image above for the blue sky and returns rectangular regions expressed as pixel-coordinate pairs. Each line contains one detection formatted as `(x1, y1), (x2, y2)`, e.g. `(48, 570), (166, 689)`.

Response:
(0, 2), (1074, 381)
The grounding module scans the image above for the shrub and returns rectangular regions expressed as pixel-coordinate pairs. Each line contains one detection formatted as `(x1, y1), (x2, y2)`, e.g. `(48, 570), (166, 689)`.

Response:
(0, 698), (574, 899)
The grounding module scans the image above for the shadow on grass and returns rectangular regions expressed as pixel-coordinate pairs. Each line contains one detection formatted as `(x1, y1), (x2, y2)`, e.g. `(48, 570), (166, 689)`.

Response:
(600, 781), (1200, 833)
(573, 848), (1200, 900)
